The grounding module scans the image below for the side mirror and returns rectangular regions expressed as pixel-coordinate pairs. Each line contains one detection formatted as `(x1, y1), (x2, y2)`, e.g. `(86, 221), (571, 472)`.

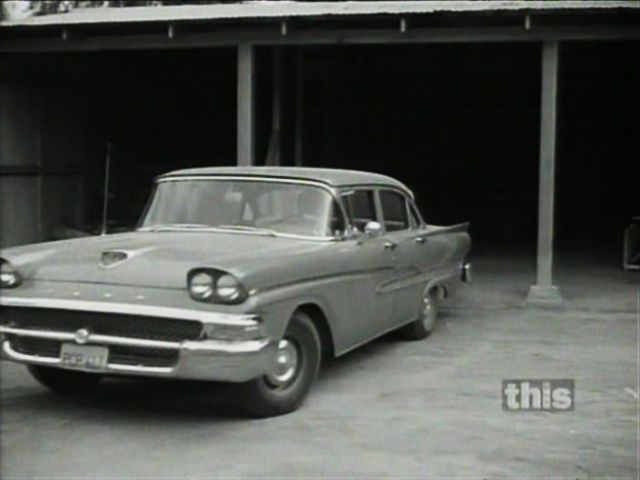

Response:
(363, 221), (382, 239)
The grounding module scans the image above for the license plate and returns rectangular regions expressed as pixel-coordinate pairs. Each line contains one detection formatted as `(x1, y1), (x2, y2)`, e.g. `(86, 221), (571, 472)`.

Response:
(60, 344), (109, 371)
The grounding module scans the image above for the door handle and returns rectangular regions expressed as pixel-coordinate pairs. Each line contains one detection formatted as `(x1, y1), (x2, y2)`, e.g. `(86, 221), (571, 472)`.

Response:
(384, 241), (396, 250)
(414, 237), (426, 245)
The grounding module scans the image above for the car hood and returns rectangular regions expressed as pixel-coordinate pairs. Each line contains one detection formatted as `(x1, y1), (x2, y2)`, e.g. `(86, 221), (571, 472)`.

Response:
(1, 232), (330, 290)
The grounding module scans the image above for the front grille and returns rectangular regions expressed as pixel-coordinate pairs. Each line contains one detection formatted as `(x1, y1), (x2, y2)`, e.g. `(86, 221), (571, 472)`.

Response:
(109, 345), (178, 367)
(11, 336), (61, 357)
(1, 307), (202, 342)
(8, 336), (178, 368)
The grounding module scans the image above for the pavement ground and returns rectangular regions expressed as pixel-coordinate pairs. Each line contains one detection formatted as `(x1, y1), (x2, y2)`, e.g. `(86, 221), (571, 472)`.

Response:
(1, 252), (638, 479)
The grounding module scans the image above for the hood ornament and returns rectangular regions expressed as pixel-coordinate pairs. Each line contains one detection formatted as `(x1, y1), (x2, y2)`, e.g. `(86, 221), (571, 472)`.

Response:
(99, 250), (128, 269)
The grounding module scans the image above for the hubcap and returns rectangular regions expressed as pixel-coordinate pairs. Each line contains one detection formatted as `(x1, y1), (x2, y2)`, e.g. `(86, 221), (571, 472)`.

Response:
(265, 339), (300, 388)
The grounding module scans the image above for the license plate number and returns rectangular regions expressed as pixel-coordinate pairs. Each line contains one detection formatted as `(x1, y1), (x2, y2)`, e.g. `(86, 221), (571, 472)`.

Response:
(60, 344), (108, 371)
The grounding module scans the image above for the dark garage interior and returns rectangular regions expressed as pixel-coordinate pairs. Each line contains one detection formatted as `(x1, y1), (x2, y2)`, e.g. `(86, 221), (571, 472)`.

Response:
(1, 3), (639, 477)
(2, 41), (637, 263)
(299, 42), (639, 258)
(1, 48), (238, 231)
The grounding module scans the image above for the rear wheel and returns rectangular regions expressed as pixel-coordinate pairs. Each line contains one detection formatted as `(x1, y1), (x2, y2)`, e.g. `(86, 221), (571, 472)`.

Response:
(240, 311), (321, 417)
(28, 365), (103, 395)
(399, 286), (440, 340)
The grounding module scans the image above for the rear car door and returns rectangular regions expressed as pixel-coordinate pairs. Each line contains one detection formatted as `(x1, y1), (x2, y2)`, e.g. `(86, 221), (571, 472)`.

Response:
(377, 189), (431, 325)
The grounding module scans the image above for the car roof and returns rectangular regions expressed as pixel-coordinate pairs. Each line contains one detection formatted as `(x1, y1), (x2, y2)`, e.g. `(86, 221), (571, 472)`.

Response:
(159, 166), (413, 196)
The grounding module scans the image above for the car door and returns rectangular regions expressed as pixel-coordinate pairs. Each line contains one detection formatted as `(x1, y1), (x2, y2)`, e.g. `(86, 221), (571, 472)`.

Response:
(378, 189), (425, 325)
(338, 188), (398, 345)
(377, 189), (440, 325)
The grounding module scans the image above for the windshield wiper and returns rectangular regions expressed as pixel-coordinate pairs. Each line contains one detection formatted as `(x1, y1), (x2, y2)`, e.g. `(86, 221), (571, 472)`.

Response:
(216, 225), (278, 237)
(140, 223), (212, 232)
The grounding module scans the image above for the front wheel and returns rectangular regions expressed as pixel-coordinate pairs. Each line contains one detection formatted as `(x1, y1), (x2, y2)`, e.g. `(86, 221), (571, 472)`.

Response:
(28, 365), (103, 394)
(239, 311), (321, 417)
(399, 287), (440, 340)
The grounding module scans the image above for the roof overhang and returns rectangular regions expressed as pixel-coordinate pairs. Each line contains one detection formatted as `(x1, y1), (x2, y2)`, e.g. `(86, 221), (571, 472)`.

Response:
(1, 1), (639, 52)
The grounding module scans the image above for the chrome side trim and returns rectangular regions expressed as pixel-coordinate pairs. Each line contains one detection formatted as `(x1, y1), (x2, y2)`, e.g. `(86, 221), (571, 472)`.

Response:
(0, 326), (180, 349)
(256, 266), (394, 296)
(377, 265), (459, 294)
(336, 271), (460, 358)
(0, 296), (258, 326)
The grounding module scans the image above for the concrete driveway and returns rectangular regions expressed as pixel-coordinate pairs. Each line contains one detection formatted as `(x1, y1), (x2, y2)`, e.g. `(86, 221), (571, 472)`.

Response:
(1, 291), (638, 479)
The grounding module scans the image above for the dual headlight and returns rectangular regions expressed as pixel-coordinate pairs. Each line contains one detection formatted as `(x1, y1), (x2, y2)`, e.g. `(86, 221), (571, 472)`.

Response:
(0, 259), (21, 289)
(187, 269), (248, 304)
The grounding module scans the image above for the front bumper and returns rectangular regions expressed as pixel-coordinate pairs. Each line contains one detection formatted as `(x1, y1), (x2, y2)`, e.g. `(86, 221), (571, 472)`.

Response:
(0, 296), (277, 383)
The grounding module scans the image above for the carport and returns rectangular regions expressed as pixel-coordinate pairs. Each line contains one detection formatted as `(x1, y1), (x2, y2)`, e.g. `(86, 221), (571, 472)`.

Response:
(1, 1), (639, 304)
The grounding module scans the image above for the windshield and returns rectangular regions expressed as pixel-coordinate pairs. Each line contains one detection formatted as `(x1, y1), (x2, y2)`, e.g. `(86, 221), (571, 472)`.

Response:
(140, 179), (341, 238)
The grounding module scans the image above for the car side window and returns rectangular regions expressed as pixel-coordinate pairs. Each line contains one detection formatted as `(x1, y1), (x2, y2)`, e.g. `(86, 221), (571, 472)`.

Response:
(380, 190), (410, 232)
(342, 190), (376, 233)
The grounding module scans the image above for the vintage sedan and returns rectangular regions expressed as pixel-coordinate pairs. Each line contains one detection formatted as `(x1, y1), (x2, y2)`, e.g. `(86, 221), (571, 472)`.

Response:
(0, 167), (471, 416)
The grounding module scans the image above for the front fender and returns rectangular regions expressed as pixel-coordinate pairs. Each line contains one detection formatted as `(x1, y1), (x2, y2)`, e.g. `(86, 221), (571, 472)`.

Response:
(250, 277), (349, 352)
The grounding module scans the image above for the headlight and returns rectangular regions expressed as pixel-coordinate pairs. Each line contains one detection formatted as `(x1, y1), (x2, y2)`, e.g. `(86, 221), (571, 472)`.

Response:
(0, 259), (21, 288)
(216, 274), (242, 301)
(189, 272), (215, 300)
(187, 269), (248, 304)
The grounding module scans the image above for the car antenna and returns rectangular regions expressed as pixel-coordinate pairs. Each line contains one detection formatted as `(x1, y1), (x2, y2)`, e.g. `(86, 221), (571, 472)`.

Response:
(100, 142), (112, 236)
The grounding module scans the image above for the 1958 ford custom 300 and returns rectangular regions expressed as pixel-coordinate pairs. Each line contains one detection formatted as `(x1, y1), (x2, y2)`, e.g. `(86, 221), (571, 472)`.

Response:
(0, 167), (471, 416)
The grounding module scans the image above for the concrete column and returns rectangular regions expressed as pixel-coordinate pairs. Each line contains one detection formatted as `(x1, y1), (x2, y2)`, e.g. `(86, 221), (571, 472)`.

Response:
(527, 41), (562, 305)
(237, 44), (255, 166)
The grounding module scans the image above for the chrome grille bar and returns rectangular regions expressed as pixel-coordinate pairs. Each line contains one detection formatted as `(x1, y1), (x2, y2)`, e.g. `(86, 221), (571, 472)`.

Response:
(0, 326), (180, 349)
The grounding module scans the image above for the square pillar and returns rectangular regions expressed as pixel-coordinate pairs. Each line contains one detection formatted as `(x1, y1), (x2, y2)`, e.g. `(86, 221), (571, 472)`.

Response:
(294, 48), (304, 167)
(265, 48), (282, 166)
(237, 44), (255, 166)
(527, 41), (562, 306)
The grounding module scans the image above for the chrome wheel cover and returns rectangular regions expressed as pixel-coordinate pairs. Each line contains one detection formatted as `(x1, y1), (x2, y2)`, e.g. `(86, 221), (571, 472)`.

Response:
(265, 339), (300, 389)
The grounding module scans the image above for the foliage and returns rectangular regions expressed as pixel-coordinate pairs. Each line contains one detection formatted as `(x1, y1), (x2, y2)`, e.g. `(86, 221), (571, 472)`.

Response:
(2, 1), (246, 20)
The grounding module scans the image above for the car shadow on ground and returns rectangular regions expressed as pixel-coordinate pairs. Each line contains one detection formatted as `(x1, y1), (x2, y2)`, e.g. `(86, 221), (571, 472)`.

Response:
(2, 376), (244, 421)
(319, 330), (409, 380)
(1, 326), (433, 422)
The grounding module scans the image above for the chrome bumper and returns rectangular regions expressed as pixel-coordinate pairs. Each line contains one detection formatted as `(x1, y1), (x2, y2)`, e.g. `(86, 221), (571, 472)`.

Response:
(0, 296), (277, 382)
(0, 325), (276, 382)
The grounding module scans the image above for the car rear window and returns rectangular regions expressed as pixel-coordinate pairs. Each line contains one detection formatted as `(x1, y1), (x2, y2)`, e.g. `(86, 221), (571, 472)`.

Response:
(380, 190), (409, 232)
